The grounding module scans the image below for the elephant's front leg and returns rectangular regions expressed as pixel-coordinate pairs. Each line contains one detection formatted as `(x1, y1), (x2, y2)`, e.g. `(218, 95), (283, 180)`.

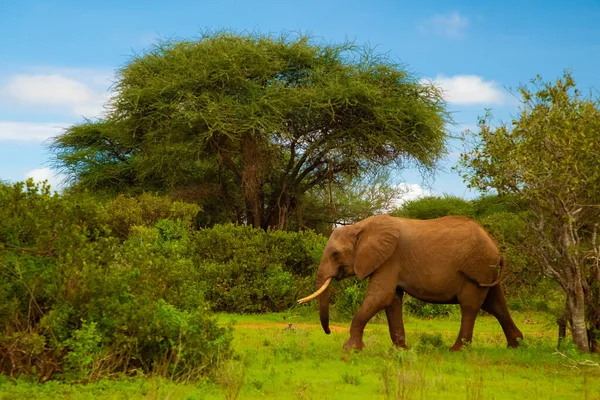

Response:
(344, 265), (398, 351)
(385, 289), (408, 349)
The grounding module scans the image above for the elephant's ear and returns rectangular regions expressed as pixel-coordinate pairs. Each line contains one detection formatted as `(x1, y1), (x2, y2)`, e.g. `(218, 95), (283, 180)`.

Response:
(354, 216), (400, 280)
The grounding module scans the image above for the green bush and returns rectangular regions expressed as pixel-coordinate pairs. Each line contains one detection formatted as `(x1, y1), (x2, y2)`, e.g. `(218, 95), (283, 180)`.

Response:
(0, 181), (230, 382)
(391, 195), (476, 219)
(471, 194), (523, 216)
(392, 194), (524, 220)
(415, 332), (445, 352)
(192, 224), (326, 313)
(404, 297), (455, 318)
(477, 211), (541, 297)
(331, 280), (369, 320)
(104, 193), (200, 239)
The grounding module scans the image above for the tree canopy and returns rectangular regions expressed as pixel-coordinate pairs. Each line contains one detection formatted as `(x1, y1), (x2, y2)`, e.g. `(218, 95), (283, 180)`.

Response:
(52, 31), (449, 229)
(458, 72), (600, 353)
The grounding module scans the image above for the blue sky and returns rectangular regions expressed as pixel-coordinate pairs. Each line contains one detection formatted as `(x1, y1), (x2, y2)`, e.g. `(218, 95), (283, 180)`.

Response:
(1, 0), (599, 201)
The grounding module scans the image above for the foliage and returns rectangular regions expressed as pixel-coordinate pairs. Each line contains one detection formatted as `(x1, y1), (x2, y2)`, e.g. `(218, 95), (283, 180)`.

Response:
(192, 224), (327, 313)
(52, 31), (449, 230)
(329, 280), (370, 320)
(404, 297), (455, 318)
(476, 211), (544, 299)
(392, 194), (477, 219)
(415, 332), (445, 352)
(391, 193), (524, 220)
(104, 193), (200, 239)
(0, 181), (231, 382)
(458, 72), (600, 352)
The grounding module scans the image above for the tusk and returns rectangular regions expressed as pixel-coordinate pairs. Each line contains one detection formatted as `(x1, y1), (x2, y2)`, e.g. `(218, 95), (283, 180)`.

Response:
(297, 278), (332, 304)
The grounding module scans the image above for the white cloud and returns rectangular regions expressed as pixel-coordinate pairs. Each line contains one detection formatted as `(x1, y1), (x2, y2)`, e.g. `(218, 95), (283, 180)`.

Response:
(2, 74), (109, 117)
(392, 183), (431, 208)
(0, 67), (114, 118)
(25, 167), (66, 191)
(419, 12), (469, 39)
(7, 74), (95, 106)
(0, 121), (67, 142)
(33, 67), (115, 87)
(423, 75), (507, 105)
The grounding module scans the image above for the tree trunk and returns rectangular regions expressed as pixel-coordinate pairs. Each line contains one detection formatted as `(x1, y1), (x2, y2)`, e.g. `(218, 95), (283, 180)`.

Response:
(246, 205), (261, 229)
(589, 324), (600, 354)
(265, 190), (297, 231)
(241, 133), (264, 229)
(561, 223), (591, 353)
(567, 278), (590, 352)
(557, 308), (568, 348)
(590, 253), (600, 354)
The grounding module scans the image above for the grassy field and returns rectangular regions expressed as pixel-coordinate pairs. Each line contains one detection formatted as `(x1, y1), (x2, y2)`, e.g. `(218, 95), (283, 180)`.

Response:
(1, 310), (599, 399)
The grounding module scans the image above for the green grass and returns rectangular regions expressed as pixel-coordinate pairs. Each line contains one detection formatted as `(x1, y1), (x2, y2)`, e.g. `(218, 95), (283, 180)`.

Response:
(1, 311), (599, 399)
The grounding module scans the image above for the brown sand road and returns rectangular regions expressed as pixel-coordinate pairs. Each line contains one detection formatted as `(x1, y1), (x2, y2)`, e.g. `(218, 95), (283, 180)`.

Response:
(234, 322), (554, 336)
(236, 323), (349, 332)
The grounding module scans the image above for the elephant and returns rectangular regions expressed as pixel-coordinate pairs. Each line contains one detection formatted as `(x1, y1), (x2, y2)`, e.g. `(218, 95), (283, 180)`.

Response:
(298, 214), (523, 351)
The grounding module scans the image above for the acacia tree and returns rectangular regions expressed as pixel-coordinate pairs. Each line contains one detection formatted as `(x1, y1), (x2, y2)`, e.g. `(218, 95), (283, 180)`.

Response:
(52, 32), (448, 229)
(459, 73), (600, 353)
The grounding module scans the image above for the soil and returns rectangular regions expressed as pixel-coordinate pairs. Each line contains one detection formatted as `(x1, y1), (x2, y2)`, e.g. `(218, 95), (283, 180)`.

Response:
(234, 322), (553, 336)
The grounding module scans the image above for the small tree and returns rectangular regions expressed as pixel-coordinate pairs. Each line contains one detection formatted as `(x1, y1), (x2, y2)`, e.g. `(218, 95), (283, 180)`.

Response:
(52, 31), (449, 229)
(458, 73), (600, 352)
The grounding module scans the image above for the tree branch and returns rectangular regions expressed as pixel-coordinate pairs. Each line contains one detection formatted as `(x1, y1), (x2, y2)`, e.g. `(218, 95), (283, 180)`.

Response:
(294, 156), (328, 187)
(290, 141), (321, 179)
(284, 139), (297, 177)
(218, 150), (242, 181)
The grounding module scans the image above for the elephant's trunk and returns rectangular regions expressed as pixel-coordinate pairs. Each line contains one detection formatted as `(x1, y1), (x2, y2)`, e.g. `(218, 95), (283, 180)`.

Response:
(319, 284), (332, 334)
(297, 269), (335, 334)
(297, 274), (333, 334)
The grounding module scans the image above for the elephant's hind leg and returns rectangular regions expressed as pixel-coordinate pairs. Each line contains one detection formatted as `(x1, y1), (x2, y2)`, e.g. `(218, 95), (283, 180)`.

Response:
(481, 284), (523, 347)
(450, 284), (488, 351)
(385, 288), (408, 349)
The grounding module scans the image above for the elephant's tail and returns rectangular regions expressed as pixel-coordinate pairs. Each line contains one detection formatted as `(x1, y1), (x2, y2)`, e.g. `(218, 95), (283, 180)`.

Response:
(478, 255), (506, 288)
(460, 255), (506, 288)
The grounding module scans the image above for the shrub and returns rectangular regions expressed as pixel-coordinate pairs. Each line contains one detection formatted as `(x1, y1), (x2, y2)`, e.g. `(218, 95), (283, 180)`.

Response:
(391, 195), (476, 219)
(404, 297), (454, 318)
(192, 224), (326, 313)
(477, 211), (541, 297)
(329, 280), (368, 321)
(0, 181), (230, 382)
(415, 333), (445, 352)
(104, 193), (200, 239)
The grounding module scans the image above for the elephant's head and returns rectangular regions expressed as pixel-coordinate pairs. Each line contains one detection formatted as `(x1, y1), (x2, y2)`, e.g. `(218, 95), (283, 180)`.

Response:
(298, 215), (400, 334)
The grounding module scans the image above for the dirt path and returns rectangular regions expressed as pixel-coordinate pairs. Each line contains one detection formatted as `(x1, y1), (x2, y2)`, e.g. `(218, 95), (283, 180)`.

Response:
(237, 322), (349, 332)
(234, 322), (554, 336)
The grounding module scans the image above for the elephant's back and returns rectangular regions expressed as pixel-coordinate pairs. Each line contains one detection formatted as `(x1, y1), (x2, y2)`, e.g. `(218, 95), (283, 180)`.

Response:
(403, 215), (493, 239)
(399, 216), (501, 265)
